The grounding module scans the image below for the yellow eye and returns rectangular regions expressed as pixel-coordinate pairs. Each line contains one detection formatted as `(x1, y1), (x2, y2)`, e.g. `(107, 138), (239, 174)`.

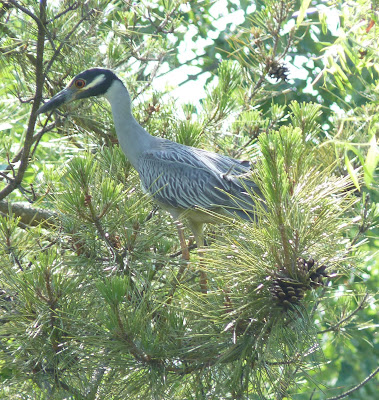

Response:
(75, 79), (86, 89)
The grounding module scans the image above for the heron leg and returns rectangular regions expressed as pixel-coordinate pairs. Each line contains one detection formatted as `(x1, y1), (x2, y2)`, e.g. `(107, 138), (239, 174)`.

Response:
(188, 220), (207, 294)
(176, 221), (190, 261)
(164, 221), (190, 305)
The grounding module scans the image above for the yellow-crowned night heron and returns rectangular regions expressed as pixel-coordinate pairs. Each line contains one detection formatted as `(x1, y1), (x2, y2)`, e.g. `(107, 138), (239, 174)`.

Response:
(38, 68), (261, 291)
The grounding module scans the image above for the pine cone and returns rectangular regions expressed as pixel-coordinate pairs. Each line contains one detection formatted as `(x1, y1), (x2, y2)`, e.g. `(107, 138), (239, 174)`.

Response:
(297, 258), (329, 288)
(270, 275), (308, 308)
(270, 258), (329, 309)
(268, 62), (289, 81)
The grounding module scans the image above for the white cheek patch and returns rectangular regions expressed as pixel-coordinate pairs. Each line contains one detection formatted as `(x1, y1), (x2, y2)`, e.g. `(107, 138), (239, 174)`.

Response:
(83, 74), (106, 90)
(66, 77), (76, 88)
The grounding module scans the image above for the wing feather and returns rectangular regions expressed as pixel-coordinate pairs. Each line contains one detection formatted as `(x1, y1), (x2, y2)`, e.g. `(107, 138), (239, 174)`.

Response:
(137, 139), (260, 217)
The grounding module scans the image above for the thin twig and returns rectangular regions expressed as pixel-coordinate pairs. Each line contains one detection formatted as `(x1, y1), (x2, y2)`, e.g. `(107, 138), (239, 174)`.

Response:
(325, 366), (379, 400)
(267, 343), (319, 366)
(134, 53), (166, 98)
(86, 196), (119, 264)
(351, 194), (372, 247)
(317, 293), (369, 334)
(170, 243), (197, 258)
(145, 1), (180, 34)
(5, 0), (42, 27)
(309, 388), (316, 400)
(0, 172), (14, 183)
(44, 8), (96, 77)
(46, 2), (79, 24)
(0, 123), (55, 179)
(29, 122), (57, 159)
(114, 305), (151, 363)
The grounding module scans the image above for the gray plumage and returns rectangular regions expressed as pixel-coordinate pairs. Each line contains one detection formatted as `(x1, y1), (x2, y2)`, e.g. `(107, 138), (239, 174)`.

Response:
(37, 68), (260, 248)
(139, 141), (257, 220)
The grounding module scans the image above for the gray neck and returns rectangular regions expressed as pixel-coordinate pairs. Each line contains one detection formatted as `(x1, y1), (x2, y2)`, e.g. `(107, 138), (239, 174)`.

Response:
(104, 80), (153, 167)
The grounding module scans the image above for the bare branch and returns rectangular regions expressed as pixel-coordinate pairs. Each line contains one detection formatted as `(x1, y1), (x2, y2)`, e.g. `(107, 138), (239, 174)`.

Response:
(0, 0), (47, 201)
(325, 366), (379, 400)
(5, 0), (42, 27)
(0, 200), (58, 228)
(46, 1), (79, 24)
(0, 172), (14, 184)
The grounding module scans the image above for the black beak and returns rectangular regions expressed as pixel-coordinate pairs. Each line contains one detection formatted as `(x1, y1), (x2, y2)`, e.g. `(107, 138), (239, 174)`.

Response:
(37, 88), (75, 114)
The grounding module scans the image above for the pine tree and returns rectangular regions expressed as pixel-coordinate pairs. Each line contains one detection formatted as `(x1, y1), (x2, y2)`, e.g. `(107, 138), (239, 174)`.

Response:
(0, 1), (378, 399)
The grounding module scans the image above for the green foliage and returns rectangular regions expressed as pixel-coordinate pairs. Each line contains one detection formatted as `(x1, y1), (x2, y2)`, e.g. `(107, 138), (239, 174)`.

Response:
(289, 101), (322, 141)
(203, 60), (242, 118)
(254, 125), (356, 267)
(0, 0), (378, 399)
(196, 126), (358, 396)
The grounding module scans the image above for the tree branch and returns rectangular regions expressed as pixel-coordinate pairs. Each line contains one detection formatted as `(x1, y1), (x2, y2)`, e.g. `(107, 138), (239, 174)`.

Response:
(43, 7), (96, 77)
(0, 0), (47, 201)
(114, 304), (152, 363)
(5, 0), (42, 27)
(317, 293), (369, 334)
(46, 2), (79, 24)
(0, 200), (57, 228)
(0, 122), (56, 180)
(325, 366), (379, 400)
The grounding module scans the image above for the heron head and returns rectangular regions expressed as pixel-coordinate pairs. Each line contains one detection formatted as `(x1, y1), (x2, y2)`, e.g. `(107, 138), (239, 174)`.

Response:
(37, 68), (120, 114)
